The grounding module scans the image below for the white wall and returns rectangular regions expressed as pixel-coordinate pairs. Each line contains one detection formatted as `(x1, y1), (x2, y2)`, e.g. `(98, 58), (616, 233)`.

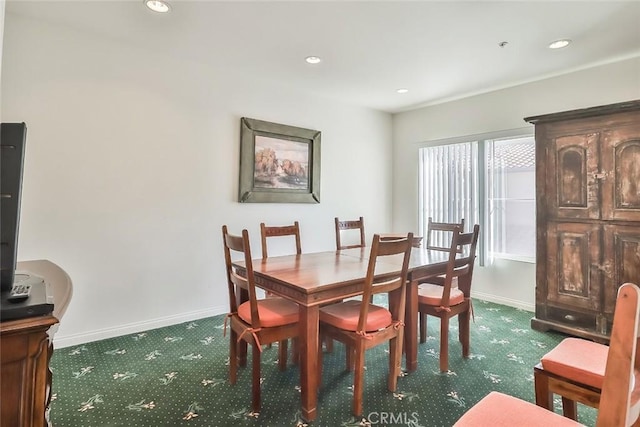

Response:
(1, 14), (393, 347)
(392, 57), (640, 309)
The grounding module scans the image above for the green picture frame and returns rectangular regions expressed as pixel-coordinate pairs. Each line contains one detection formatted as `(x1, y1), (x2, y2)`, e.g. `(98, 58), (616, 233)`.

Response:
(238, 117), (321, 203)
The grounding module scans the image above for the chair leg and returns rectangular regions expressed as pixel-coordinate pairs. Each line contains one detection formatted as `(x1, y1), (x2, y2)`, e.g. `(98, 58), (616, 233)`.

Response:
(346, 346), (355, 371)
(278, 339), (288, 371)
(561, 397), (578, 420)
(229, 330), (238, 385)
(439, 316), (450, 372)
(352, 342), (365, 417)
(420, 312), (427, 343)
(239, 339), (248, 367)
(292, 338), (300, 365)
(325, 337), (334, 353)
(533, 366), (553, 411)
(251, 343), (261, 413)
(388, 336), (401, 391)
(459, 309), (470, 358)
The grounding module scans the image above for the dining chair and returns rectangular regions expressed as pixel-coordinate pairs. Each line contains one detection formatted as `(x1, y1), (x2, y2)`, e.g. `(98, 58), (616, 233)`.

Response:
(453, 282), (640, 427)
(222, 225), (300, 413)
(317, 233), (413, 416)
(425, 217), (465, 252)
(260, 221), (301, 259)
(533, 285), (640, 422)
(335, 216), (366, 250)
(418, 224), (480, 372)
(260, 221), (303, 356)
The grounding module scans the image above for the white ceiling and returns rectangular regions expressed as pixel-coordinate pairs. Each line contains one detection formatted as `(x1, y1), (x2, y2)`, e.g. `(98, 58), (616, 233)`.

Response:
(6, 1), (640, 113)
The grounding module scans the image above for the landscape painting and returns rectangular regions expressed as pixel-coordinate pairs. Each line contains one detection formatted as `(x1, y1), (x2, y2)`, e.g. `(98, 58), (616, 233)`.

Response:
(254, 136), (309, 190)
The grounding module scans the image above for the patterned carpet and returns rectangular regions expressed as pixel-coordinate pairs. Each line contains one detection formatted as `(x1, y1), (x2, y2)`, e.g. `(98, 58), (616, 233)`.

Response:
(49, 299), (597, 427)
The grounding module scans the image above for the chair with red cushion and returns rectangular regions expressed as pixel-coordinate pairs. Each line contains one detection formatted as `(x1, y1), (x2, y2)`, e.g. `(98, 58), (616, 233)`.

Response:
(533, 337), (608, 420)
(418, 224), (479, 372)
(222, 225), (300, 413)
(453, 282), (640, 427)
(317, 233), (413, 416)
(259, 221), (302, 357)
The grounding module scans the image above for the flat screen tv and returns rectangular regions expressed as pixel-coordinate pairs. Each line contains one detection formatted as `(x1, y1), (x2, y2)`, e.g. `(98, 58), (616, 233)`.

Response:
(1, 123), (27, 292)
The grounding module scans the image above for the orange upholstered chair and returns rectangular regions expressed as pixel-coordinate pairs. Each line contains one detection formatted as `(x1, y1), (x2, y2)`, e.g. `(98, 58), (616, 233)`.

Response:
(418, 224), (479, 372)
(335, 216), (366, 250)
(259, 221), (302, 357)
(533, 337), (607, 420)
(318, 233), (413, 416)
(222, 225), (300, 413)
(453, 282), (640, 427)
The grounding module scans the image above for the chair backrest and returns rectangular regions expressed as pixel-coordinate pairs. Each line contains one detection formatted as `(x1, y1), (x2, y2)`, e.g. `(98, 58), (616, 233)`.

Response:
(357, 233), (413, 333)
(440, 224), (480, 306)
(426, 217), (465, 252)
(222, 225), (262, 328)
(596, 282), (640, 427)
(260, 221), (301, 259)
(335, 216), (366, 250)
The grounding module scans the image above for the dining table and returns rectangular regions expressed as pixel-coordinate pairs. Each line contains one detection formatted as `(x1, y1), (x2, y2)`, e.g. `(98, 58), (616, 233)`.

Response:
(234, 245), (452, 422)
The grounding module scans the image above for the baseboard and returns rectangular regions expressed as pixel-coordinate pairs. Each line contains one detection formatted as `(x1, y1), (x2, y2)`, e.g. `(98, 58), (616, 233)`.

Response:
(53, 305), (228, 348)
(471, 291), (534, 312)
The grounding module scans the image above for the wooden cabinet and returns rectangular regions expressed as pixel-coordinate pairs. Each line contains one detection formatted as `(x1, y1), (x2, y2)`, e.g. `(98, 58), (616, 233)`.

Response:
(526, 100), (640, 341)
(0, 315), (58, 427)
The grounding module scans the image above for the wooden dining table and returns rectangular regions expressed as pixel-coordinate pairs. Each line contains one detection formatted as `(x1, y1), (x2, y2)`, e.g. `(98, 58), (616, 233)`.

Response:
(235, 246), (451, 421)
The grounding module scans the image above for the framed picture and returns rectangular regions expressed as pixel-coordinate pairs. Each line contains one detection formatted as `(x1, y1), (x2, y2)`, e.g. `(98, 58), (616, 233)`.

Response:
(239, 117), (321, 203)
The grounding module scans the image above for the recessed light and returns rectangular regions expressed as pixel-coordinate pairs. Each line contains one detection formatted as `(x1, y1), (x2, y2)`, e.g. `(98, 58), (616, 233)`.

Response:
(549, 39), (571, 49)
(305, 56), (322, 65)
(396, 88), (409, 94)
(145, 0), (171, 13)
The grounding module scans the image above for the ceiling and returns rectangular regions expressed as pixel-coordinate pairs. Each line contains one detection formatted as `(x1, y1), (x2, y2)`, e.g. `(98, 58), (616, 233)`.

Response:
(5, 1), (640, 113)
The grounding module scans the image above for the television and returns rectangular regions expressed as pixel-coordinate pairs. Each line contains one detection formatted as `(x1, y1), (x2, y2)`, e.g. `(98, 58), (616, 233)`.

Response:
(1, 123), (27, 293)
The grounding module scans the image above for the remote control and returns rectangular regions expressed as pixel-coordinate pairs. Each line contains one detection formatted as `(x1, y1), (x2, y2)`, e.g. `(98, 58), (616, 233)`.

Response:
(7, 283), (31, 303)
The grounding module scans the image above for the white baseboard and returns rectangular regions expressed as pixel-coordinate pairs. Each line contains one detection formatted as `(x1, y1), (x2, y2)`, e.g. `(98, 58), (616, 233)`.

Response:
(471, 291), (534, 312)
(54, 294), (533, 348)
(53, 305), (228, 348)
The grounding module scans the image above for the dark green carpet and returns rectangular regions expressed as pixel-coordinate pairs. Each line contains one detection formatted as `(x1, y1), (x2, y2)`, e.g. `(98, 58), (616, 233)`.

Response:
(50, 299), (597, 426)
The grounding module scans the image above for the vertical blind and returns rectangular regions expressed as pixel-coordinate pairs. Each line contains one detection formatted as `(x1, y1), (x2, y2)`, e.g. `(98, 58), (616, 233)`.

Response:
(418, 142), (480, 247)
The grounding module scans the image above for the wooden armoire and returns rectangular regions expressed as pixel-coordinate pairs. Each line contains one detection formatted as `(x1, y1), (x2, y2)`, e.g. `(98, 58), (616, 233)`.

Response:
(525, 100), (640, 341)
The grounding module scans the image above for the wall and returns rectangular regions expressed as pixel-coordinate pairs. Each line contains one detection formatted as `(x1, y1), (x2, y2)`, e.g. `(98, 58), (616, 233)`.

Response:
(1, 14), (393, 347)
(392, 57), (640, 309)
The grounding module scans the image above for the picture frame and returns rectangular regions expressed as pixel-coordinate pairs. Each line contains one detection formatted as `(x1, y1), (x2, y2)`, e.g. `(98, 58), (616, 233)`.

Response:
(239, 117), (321, 203)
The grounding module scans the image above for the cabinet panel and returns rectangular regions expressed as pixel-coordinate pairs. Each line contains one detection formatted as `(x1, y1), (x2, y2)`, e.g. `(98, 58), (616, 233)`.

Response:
(603, 224), (640, 316)
(546, 222), (601, 311)
(601, 125), (640, 221)
(547, 133), (600, 220)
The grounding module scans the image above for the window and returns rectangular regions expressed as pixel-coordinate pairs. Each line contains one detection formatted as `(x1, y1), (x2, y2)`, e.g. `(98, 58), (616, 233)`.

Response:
(419, 134), (536, 264)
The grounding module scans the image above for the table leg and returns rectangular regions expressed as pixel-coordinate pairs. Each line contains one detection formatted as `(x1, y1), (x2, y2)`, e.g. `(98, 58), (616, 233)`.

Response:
(404, 279), (418, 372)
(299, 304), (319, 421)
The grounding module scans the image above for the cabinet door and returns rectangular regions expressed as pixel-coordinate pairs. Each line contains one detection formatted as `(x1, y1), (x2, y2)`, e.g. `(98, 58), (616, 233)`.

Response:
(546, 132), (600, 220)
(601, 124), (640, 221)
(603, 224), (640, 317)
(546, 222), (601, 312)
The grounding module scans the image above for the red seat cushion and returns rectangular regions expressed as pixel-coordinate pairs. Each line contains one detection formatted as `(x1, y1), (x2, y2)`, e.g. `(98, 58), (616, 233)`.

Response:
(418, 283), (465, 307)
(238, 297), (299, 328)
(541, 337), (608, 389)
(319, 300), (392, 332)
(453, 391), (581, 426)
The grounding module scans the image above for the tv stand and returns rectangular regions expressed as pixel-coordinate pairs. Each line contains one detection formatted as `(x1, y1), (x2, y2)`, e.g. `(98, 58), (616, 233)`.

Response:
(1, 315), (58, 427)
